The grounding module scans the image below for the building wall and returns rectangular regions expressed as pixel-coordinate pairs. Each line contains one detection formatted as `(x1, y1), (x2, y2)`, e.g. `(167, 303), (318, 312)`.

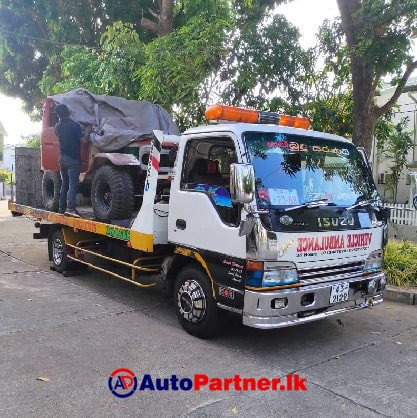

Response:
(373, 78), (417, 203)
(1, 145), (16, 172)
(0, 133), (3, 164)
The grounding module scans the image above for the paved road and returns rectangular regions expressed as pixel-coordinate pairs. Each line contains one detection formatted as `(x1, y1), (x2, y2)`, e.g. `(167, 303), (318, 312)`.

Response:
(1, 201), (417, 417)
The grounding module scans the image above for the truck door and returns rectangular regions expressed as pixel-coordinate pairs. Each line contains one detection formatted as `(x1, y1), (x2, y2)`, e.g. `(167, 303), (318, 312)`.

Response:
(168, 134), (246, 259)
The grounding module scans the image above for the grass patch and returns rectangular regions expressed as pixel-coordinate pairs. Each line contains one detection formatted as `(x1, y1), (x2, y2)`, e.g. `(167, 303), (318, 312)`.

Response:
(383, 239), (417, 288)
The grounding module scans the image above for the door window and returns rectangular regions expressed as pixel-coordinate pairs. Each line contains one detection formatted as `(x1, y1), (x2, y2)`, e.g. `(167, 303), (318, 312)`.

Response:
(181, 137), (239, 225)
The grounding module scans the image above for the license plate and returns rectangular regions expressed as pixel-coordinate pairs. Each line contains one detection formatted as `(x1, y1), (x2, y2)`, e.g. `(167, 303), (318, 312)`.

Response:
(330, 282), (349, 304)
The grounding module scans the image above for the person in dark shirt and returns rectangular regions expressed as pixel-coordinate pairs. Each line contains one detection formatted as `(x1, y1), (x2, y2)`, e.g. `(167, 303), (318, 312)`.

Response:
(54, 104), (91, 217)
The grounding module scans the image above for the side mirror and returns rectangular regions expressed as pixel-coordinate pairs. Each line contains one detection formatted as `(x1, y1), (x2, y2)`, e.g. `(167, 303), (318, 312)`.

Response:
(413, 194), (417, 210)
(230, 163), (255, 204)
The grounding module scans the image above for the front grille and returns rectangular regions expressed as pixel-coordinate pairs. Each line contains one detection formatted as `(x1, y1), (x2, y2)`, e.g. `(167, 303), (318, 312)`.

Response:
(298, 261), (364, 286)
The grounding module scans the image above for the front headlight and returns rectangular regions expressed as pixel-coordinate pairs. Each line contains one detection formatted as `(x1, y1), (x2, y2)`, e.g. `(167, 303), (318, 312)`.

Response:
(246, 261), (298, 288)
(263, 262), (298, 287)
(364, 250), (383, 273)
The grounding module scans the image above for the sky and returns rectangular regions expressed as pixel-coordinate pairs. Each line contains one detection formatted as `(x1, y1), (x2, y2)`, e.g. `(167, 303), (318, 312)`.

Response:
(0, 96), (41, 145)
(277, 0), (340, 49)
(0, 0), (415, 145)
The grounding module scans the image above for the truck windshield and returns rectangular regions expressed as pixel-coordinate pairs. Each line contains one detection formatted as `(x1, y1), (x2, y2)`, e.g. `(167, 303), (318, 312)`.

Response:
(244, 132), (379, 210)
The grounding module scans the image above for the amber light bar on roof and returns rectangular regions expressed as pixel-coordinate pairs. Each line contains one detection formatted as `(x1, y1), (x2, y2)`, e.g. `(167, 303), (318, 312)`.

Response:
(205, 104), (311, 129)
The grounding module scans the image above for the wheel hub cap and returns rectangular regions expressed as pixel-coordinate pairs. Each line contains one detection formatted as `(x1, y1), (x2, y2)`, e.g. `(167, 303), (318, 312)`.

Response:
(52, 238), (64, 266)
(177, 279), (206, 324)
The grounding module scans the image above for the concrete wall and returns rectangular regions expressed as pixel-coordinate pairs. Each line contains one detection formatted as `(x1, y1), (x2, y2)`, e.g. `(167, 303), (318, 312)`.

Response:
(15, 147), (43, 208)
(388, 223), (417, 242)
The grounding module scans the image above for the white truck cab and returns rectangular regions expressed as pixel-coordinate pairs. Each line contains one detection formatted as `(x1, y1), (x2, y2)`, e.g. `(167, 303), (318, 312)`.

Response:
(160, 105), (387, 334)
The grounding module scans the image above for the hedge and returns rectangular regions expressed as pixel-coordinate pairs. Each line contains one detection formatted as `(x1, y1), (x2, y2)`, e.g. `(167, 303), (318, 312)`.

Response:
(383, 239), (417, 288)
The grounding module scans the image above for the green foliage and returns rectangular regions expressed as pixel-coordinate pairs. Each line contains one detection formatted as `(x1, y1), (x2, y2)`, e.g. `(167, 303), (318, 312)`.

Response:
(353, 0), (417, 78)
(379, 119), (414, 201)
(40, 47), (102, 95)
(0, 168), (12, 184)
(374, 110), (396, 147)
(306, 91), (353, 137)
(300, 19), (354, 137)
(139, 12), (230, 129)
(384, 239), (417, 287)
(231, 0), (284, 26)
(98, 22), (145, 98)
(22, 134), (40, 149)
(332, 0), (417, 153)
(41, 22), (145, 99)
(220, 14), (311, 111)
(0, 1), (151, 113)
(2, 0), (306, 129)
(174, 0), (230, 27)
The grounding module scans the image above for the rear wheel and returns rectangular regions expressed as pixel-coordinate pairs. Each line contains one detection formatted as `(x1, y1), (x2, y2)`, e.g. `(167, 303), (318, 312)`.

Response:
(42, 171), (62, 211)
(91, 165), (134, 222)
(50, 228), (87, 273)
(174, 265), (219, 339)
(51, 229), (68, 273)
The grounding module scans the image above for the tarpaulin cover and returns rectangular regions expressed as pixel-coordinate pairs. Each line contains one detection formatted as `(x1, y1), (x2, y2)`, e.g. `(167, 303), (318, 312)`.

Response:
(50, 88), (180, 151)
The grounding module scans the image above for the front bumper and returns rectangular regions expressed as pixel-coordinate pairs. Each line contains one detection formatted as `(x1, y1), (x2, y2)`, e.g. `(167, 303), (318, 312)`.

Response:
(242, 272), (385, 329)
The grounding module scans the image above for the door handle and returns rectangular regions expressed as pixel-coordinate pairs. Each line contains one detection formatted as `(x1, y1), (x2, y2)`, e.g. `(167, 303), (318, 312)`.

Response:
(176, 219), (186, 230)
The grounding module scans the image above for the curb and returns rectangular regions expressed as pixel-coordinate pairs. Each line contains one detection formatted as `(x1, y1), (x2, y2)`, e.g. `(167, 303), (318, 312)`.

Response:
(384, 285), (417, 306)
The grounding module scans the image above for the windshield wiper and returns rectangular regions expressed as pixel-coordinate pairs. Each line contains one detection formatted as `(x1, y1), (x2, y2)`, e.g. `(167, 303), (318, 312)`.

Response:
(285, 198), (334, 212)
(346, 199), (374, 211)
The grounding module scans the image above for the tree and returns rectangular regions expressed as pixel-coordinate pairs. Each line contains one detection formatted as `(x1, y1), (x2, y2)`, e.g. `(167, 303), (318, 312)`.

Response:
(40, 22), (145, 100)
(379, 119), (414, 202)
(140, 0), (175, 37)
(0, 0), (154, 113)
(302, 18), (354, 137)
(139, 11), (231, 129)
(22, 134), (40, 149)
(336, 0), (417, 155)
(2, 0), (310, 130)
(38, 0), (308, 131)
(0, 168), (12, 184)
(219, 14), (312, 112)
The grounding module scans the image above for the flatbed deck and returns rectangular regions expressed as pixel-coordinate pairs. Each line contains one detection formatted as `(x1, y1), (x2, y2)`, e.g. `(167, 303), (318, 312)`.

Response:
(8, 201), (153, 252)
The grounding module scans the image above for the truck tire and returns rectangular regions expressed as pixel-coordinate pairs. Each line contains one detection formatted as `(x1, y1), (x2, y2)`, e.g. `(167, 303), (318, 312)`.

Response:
(174, 265), (219, 339)
(51, 228), (69, 273)
(50, 228), (88, 273)
(91, 165), (134, 222)
(42, 171), (62, 211)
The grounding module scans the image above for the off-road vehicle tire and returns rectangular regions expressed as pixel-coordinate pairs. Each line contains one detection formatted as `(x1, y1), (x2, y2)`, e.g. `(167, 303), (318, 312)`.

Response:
(91, 165), (134, 222)
(42, 170), (62, 211)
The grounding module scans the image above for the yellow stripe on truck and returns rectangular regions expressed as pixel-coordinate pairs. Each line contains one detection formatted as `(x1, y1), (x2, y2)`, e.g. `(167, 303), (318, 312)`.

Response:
(8, 202), (154, 252)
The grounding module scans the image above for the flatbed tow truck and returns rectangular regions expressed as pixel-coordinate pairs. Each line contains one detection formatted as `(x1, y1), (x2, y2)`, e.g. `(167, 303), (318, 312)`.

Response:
(9, 105), (389, 338)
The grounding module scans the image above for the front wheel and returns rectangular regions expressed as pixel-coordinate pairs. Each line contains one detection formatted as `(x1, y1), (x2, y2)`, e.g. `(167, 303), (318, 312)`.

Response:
(173, 265), (219, 339)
